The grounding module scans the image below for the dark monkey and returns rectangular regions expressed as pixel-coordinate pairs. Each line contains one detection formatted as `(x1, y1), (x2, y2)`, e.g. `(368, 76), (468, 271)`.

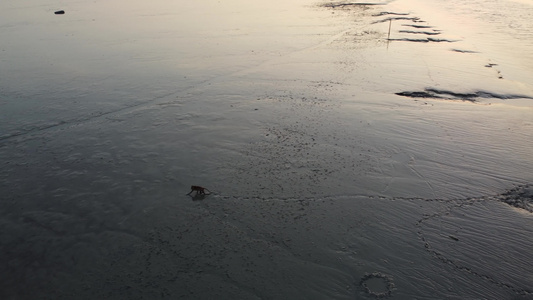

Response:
(187, 185), (211, 195)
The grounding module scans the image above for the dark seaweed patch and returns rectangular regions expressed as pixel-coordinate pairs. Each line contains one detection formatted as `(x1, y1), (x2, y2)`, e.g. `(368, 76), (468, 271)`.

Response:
(322, 2), (384, 8)
(395, 91), (442, 99)
(451, 49), (479, 53)
(396, 88), (533, 101)
(373, 11), (409, 17)
(398, 30), (441, 36)
(372, 17), (422, 24)
(402, 24), (433, 29)
(388, 37), (456, 43)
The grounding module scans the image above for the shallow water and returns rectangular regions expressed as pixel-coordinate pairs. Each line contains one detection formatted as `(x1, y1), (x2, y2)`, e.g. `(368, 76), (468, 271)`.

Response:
(1, 0), (533, 299)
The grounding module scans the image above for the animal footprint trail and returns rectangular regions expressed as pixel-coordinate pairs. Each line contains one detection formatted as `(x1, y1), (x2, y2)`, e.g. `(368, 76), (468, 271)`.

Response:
(413, 185), (533, 297)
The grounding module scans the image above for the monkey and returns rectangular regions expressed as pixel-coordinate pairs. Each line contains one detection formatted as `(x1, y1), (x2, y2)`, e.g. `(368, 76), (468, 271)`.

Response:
(187, 185), (211, 196)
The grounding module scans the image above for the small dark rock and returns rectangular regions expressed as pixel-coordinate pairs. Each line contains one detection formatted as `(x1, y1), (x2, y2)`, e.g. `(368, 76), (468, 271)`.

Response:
(54, 10), (65, 15)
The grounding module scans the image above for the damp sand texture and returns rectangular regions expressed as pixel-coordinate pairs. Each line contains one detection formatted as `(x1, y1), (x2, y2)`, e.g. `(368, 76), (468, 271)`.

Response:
(1, 0), (533, 299)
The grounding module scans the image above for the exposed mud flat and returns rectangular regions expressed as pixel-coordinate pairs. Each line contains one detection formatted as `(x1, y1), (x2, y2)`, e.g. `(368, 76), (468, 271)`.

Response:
(2, 186), (532, 299)
(1, 0), (533, 299)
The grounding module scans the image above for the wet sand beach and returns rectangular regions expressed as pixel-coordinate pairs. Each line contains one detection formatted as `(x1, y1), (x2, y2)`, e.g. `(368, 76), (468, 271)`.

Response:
(1, 0), (533, 299)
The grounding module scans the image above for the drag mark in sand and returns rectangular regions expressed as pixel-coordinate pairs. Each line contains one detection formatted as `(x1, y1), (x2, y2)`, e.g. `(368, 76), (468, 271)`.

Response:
(0, 90), (179, 145)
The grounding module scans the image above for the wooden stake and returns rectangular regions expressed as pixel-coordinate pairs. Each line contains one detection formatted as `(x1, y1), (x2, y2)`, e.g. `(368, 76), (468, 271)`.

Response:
(387, 19), (392, 40)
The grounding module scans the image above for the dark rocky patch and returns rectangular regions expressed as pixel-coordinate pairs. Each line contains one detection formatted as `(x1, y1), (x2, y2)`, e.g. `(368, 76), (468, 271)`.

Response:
(500, 185), (533, 213)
